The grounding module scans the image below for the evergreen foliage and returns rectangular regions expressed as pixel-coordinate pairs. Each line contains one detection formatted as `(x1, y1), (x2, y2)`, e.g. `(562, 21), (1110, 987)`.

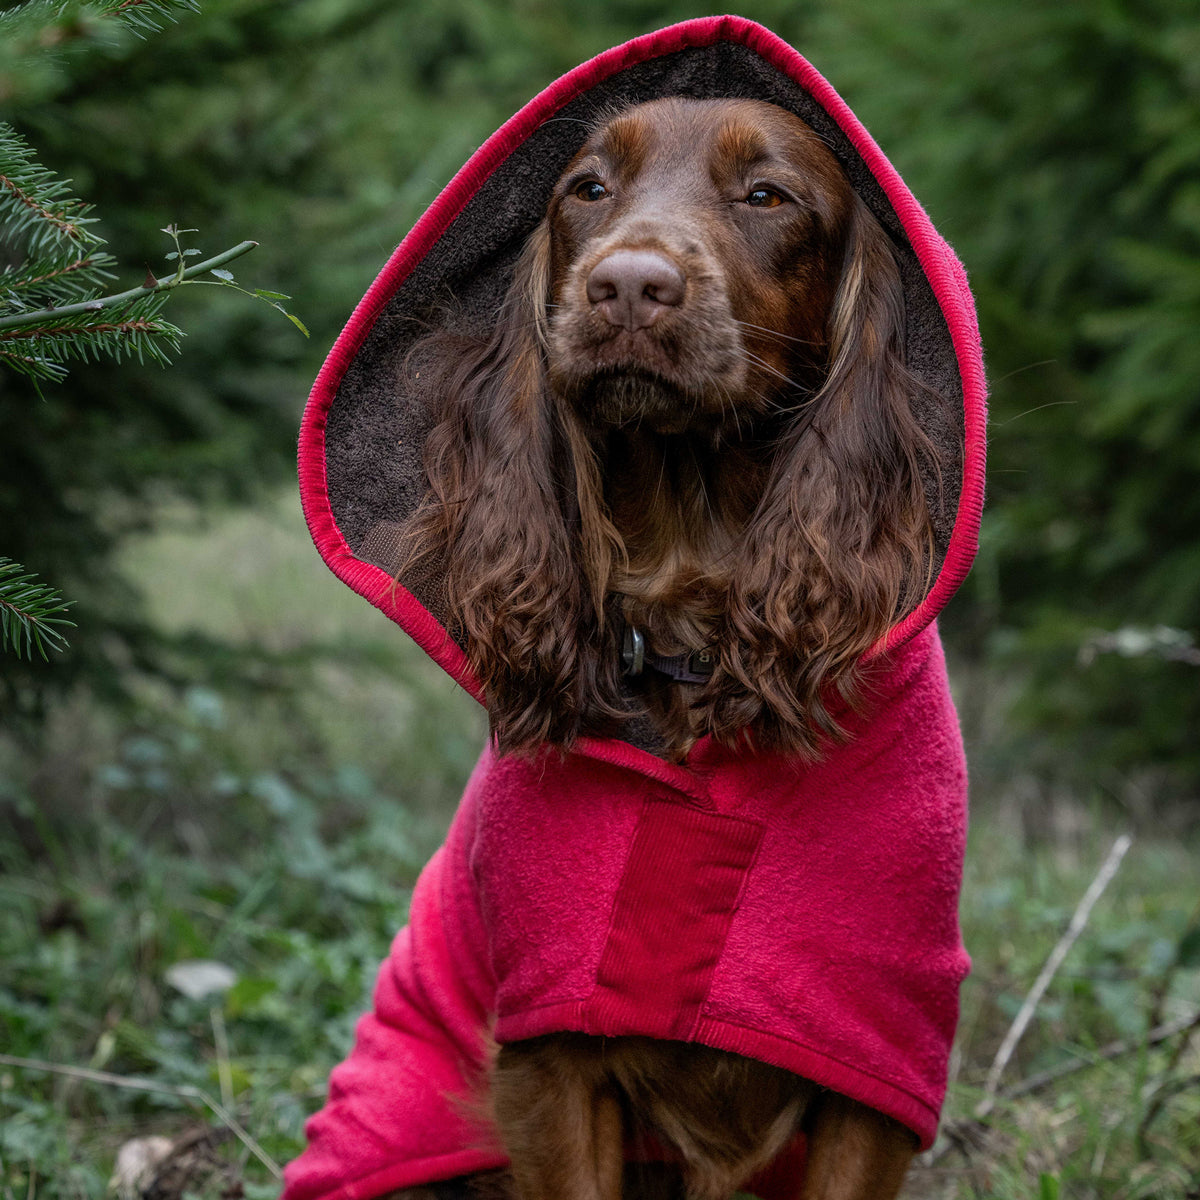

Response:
(0, 0), (299, 694)
(0, 557), (74, 660)
(0, 122), (183, 382)
(806, 0), (1200, 792)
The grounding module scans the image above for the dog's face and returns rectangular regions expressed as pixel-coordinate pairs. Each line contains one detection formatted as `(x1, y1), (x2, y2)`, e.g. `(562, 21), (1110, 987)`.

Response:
(545, 98), (856, 436)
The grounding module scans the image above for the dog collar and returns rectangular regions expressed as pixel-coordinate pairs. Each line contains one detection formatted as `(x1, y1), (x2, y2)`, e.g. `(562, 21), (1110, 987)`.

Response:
(621, 625), (716, 685)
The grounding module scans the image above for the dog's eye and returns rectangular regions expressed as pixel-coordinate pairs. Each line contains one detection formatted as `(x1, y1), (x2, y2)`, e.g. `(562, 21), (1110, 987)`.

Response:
(744, 188), (784, 208)
(574, 180), (609, 202)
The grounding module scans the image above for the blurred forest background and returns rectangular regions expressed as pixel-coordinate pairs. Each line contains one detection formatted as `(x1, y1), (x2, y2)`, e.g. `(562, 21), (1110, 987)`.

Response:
(1, 1), (1197, 1197)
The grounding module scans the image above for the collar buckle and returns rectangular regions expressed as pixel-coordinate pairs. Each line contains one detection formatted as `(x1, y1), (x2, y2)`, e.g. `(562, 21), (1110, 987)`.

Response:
(622, 625), (715, 684)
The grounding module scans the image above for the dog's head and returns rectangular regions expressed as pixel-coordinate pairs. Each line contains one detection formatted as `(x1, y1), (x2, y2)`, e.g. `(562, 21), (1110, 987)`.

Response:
(407, 98), (945, 760)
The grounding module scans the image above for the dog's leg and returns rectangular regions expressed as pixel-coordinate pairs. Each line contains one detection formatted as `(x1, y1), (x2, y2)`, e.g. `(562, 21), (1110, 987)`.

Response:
(798, 1093), (915, 1200)
(492, 1041), (624, 1200)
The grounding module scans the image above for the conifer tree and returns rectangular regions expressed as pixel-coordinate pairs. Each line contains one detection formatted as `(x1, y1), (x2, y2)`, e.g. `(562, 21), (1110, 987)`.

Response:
(0, 0), (300, 664)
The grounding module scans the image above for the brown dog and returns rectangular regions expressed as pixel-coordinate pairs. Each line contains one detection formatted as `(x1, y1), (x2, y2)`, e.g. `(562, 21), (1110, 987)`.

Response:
(396, 97), (938, 1200)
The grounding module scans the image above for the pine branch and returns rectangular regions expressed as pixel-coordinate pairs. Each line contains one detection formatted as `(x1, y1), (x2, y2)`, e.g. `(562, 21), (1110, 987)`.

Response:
(0, 4), (195, 110)
(0, 239), (268, 379)
(0, 124), (104, 260)
(1, 251), (116, 312)
(0, 304), (182, 382)
(0, 125), (120, 333)
(4, 252), (109, 293)
(0, 1), (202, 70)
(0, 124), (283, 377)
(0, 0), (304, 667)
(0, 556), (75, 660)
(0, 238), (259, 332)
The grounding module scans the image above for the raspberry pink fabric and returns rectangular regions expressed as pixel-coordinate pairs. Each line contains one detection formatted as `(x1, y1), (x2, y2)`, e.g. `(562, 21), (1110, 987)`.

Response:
(284, 627), (969, 1200)
(285, 15), (986, 1200)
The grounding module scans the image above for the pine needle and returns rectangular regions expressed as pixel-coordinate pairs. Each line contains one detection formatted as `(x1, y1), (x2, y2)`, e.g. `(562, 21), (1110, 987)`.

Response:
(0, 556), (75, 659)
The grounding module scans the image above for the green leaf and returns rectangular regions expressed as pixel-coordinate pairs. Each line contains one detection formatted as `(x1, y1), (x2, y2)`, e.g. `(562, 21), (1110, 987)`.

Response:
(253, 289), (290, 301)
(210, 268), (234, 282)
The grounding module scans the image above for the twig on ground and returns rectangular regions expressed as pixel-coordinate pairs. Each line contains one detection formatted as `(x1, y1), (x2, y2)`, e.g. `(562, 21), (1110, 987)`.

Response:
(926, 1009), (1200, 1166)
(1135, 1013), (1200, 1153)
(0, 1052), (281, 1179)
(976, 833), (1133, 1119)
(931, 1008), (1200, 1166)
(1007, 1009), (1200, 1100)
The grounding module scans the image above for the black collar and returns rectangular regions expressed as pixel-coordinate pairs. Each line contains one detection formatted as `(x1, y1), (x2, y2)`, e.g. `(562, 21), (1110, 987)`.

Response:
(621, 625), (715, 685)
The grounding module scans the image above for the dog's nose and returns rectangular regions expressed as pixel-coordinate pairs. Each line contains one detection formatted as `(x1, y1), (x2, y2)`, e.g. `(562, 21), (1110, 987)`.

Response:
(586, 250), (685, 330)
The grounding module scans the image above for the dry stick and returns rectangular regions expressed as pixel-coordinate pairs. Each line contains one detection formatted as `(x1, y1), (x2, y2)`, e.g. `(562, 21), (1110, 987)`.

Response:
(975, 832), (1133, 1120)
(1135, 1009), (1200, 1149)
(0, 1053), (281, 1180)
(1003, 1009), (1200, 1101)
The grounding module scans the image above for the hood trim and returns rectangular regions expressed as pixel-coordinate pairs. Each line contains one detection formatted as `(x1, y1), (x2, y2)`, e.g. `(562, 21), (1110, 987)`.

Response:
(299, 14), (987, 707)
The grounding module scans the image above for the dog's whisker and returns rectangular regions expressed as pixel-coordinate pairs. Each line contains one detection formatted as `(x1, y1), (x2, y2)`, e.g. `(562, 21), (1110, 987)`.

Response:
(715, 379), (746, 440)
(735, 319), (823, 348)
(737, 348), (805, 391)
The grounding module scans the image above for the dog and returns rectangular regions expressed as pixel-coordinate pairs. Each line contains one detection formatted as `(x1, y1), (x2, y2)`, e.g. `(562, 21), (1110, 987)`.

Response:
(396, 97), (944, 1200)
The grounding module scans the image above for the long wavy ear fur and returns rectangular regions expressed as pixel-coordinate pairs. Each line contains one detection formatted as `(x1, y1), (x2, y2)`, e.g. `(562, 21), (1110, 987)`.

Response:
(404, 226), (626, 754)
(712, 199), (937, 755)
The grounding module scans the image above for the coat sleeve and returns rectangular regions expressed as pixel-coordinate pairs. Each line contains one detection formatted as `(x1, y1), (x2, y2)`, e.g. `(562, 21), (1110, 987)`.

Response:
(282, 794), (509, 1200)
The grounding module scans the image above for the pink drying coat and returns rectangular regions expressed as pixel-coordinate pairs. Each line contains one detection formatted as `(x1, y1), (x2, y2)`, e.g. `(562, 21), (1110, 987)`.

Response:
(287, 15), (987, 1200)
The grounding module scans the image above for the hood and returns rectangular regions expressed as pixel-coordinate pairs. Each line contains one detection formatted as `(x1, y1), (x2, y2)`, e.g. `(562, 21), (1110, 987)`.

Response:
(299, 15), (987, 735)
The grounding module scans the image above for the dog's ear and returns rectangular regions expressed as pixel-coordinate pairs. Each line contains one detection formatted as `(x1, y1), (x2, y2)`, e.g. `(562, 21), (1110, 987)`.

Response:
(410, 223), (625, 754)
(714, 200), (936, 754)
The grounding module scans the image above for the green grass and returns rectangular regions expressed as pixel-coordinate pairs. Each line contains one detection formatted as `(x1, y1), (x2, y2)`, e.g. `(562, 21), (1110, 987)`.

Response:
(1, 493), (1197, 1199)
(918, 819), (1200, 1198)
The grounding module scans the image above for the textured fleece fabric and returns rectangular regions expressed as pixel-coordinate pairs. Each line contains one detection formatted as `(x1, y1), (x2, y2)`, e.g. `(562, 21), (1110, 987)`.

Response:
(286, 15), (987, 1200)
(285, 626), (968, 1200)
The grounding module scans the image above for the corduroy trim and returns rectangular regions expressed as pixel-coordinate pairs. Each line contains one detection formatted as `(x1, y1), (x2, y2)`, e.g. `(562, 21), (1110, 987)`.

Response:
(297, 12), (987, 711)
(588, 800), (764, 1040)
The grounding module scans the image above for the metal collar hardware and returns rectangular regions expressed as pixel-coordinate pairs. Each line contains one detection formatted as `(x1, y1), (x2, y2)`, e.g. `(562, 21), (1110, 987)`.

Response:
(621, 625), (715, 684)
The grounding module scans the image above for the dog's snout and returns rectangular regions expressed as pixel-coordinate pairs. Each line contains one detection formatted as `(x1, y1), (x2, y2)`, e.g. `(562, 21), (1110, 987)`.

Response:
(586, 250), (685, 330)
